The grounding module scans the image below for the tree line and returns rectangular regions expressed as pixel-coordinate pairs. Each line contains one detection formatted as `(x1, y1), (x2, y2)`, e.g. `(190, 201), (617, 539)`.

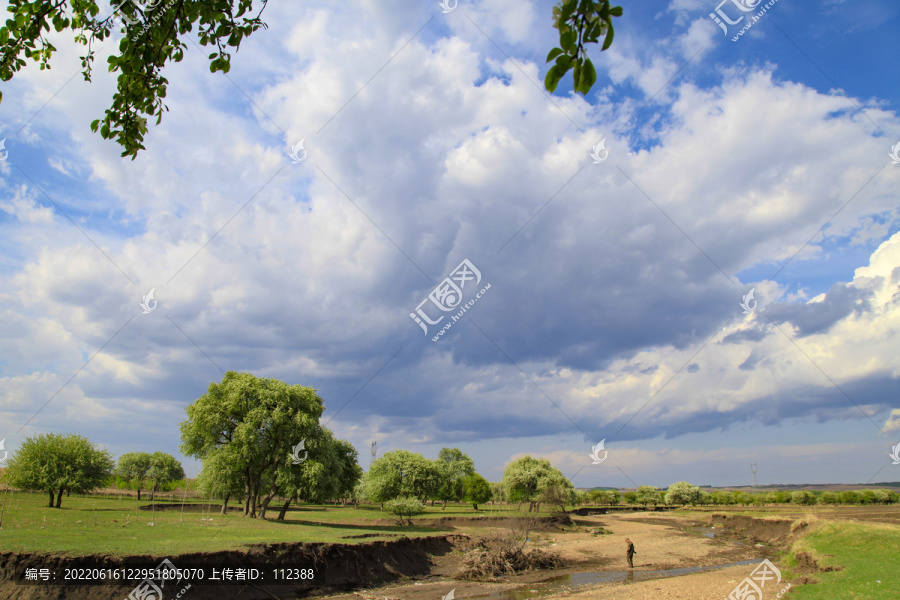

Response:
(3, 374), (894, 514)
(579, 482), (899, 507)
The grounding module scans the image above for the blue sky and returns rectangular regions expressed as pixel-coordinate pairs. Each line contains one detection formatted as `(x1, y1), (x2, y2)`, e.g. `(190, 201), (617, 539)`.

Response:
(1, 0), (899, 489)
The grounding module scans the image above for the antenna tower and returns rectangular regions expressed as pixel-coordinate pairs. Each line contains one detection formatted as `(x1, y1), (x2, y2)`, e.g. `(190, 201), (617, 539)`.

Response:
(370, 441), (377, 466)
(750, 463), (758, 488)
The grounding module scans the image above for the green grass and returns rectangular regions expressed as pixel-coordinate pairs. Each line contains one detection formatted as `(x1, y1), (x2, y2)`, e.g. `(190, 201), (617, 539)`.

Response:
(783, 520), (900, 599)
(0, 492), (536, 557)
(0, 492), (429, 556)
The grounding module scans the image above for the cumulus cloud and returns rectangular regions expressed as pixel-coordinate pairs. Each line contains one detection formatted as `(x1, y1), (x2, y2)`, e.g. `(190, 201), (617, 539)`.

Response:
(0, 0), (897, 486)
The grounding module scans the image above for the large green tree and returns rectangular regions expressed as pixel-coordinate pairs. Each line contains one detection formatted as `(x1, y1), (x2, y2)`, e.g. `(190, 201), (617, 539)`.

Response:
(0, 0), (620, 158)
(500, 455), (573, 512)
(2, 433), (113, 508)
(270, 427), (361, 520)
(194, 445), (246, 514)
(361, 449), (439, 504)
(664, 481), (700, 506)
(115, 451), (152, 500)
(635, 485), (661, 507)
(179, 371), (325, 518)
(463, 473), (492, 511)
(145, 451), (185, 502)
(432, 447), (475, 509)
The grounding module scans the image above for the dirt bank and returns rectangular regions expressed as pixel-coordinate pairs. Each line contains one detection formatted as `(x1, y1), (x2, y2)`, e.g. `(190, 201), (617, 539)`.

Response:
(707, 513), (805, 544)
(0, 534), (468, 600)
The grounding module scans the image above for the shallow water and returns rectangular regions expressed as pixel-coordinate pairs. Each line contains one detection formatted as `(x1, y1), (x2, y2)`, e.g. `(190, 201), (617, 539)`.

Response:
(468, 559), (760, 600)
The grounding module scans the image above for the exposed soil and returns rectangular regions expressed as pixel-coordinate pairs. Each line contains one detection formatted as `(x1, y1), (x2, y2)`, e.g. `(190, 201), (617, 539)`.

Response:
(320, 512), (778, 600)
(706, 513), (802, 544)
(0, 534), (467, 600)
(2, 507), (881, 600)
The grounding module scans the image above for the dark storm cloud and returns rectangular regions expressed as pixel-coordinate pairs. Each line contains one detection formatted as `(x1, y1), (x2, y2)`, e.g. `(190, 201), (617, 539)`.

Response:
(765, 283), (873, 337)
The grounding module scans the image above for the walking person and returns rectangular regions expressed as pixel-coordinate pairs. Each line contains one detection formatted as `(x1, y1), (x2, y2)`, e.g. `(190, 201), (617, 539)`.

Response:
(625, 537), (636, 568)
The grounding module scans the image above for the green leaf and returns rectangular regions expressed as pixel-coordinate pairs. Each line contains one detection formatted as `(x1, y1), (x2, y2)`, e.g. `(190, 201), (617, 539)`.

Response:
(610, 6), (623, 16)
(544, 64), (562, 93)
(580, 58), (596, 94)
(546, 47), (564, 63)
(560, 30), (577, 53)
(602, 22), (614, 50)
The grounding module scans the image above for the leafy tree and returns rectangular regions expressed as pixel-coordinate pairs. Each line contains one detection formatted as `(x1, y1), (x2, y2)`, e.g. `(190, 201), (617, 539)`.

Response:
(194, 446), (246, 514)
(774, 491), (790, 504)
(859, 489), (877, 505)
(839, 490), (860, 505)
(361, 449), (439, 504)
(791, 490), (816, 506)
(180, 371), (325, 518)
(115, 452), (152, 500)
(0, 0), (620, 159)
(501, 455), (573, 512)
(463, 473), (492, 511)
(433, 448), (475, 509)
(698, 490), (713, 506)
(333, 438), (363, 506)
(712, 491), (733, 505)
(819, 491), (838, 505)
(384, 496), (425, 526)
(2, 433), (113, 508)
(622, 490), (637, 505)
(538, 482), (576, 514)
(271, 427), (361, 520)
(731, 490), (751, 506)
(635, 485), (661, 507)
(873, 489), (896, 505)
(489, 481), (506, 504)
(664, 481), (700, 506)
(145, 452), (185, 502)
(0, 0), (269, 158)
(545, 0), (623, 94)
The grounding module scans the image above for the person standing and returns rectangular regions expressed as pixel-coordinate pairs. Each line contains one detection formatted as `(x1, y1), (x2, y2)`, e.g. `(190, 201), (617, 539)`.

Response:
(625, 538), (636, 568)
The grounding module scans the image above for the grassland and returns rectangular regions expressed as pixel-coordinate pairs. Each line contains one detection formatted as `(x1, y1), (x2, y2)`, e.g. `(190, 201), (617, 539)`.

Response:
(0, 491), (527, 556)
(781, 519), (900, 600)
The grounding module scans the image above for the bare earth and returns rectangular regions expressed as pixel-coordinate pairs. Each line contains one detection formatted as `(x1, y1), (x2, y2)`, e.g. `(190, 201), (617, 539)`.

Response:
(327, 512), (778, 600)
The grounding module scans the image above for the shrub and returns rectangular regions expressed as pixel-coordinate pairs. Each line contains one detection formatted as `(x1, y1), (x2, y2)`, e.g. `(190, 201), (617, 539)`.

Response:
(384, 496), (425, 525)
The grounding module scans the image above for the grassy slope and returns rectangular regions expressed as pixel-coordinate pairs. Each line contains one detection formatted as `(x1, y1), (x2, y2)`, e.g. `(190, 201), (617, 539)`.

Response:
(784, 521), (900, 600)
(0, 492), (524, 556)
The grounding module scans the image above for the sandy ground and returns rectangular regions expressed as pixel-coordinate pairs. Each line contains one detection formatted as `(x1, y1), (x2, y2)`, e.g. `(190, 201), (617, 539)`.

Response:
(327, 512), (779, 600)
(547, 563), (791, 600)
